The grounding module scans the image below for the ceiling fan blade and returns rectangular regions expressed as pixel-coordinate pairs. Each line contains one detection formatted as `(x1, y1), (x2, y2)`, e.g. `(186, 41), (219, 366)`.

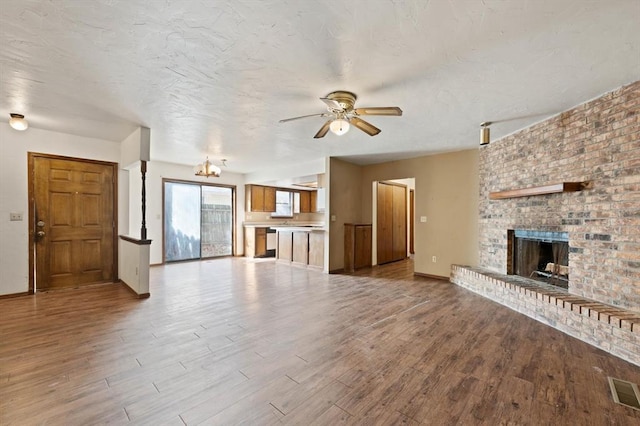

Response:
(314, 120), (332, 138)
(279, 113), (329, 123)
(354, 107), (403, 116)
(350, 117), (381, 136)
(320, 97), (343, 111)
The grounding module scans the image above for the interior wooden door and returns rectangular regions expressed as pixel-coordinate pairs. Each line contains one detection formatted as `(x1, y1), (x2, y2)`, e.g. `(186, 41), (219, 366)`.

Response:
(31, 154), (116, 291)
(392, 184), (407, 261)
(377, 181), (407, 265)
(376, 182), (394, 264)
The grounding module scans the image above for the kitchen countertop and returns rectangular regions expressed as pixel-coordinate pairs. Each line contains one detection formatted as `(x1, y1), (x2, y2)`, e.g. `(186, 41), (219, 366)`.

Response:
(269, 225), (326, 232)
(244, 222), (324, 228)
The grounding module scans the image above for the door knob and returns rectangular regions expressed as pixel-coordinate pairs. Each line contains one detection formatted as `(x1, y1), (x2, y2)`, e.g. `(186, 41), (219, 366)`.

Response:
(37, 231), (45, 237)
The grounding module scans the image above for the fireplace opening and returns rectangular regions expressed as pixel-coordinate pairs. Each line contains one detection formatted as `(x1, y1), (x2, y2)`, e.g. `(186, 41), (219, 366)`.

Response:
(510, 230), (569, 289)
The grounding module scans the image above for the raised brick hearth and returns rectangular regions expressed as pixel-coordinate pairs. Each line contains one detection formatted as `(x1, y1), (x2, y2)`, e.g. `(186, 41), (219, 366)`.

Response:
(452, 81), (640, 366)
(451, 265), (640, 366)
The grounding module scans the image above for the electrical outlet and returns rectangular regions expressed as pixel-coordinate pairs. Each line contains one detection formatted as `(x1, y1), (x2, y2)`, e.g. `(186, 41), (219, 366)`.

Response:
(331, 215), (336, 222)
(9, 212), (23, 221)
(432, 256), (437, 263)
(420, 216), (427, 223)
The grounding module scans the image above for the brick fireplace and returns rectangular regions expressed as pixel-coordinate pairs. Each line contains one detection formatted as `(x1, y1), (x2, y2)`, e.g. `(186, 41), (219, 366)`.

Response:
(452, 80), (640, 365)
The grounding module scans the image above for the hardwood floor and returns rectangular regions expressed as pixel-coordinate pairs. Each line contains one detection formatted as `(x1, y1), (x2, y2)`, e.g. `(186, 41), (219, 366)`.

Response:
(1, 258), (639, 425)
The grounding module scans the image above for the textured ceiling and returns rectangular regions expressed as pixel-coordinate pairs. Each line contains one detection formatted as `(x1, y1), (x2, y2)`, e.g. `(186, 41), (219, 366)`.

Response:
(1, 0), (639, 174)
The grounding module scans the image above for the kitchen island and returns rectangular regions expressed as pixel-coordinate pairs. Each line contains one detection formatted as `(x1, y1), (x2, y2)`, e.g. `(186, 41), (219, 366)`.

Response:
(271, 226), (325, 270)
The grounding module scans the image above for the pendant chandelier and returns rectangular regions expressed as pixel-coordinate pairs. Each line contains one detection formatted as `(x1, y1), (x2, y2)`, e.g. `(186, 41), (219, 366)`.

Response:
(194, 157), (221, 178)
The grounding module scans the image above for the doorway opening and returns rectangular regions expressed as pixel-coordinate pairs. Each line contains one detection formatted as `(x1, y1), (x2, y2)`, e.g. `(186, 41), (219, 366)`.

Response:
(163, 179), (235, 262)
(372, 178), (415, 266)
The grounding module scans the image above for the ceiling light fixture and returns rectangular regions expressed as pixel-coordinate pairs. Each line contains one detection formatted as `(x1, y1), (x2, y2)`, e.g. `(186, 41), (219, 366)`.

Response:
(9, 113), (28, 131)
(480, 121), (492, 145)
(194, 157), (221, 178)
(330, 118), (350, 136)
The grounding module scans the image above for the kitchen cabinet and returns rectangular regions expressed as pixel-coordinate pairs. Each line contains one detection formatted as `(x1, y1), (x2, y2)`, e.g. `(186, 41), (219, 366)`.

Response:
(275, 227), (324, 270)
(277, 230), (293, 261)
(246, 185), (276, 212)
(310, 190), (317, 212)
(344, 223), (372, 272)
(244, 226), (268, 258)
(299, 191), (310, 213)
(292, 232), (309, 265)
(308, 232), (324, 269)
(297, 190), (317, 213)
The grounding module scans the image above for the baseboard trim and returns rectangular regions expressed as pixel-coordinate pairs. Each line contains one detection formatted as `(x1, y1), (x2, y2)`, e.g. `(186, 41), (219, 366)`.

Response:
(329, 268), (345, 274)
(0, 291), (31, 299)
(120, 281), (151, 299)
(414, 272), (449, 281)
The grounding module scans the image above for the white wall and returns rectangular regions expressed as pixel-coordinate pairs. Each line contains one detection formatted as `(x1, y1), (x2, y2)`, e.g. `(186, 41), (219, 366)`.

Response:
(0, 124), (123, 295)
(139, 161), (246, 264)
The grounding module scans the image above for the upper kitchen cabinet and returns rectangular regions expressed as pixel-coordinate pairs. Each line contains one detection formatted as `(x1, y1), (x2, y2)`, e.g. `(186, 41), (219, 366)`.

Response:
(246, 185), (276, 212)
(298, 190), (317, 213)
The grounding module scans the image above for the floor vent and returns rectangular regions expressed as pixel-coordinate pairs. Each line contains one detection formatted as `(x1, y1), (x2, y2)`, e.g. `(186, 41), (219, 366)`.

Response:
(608, 377), (640, 411)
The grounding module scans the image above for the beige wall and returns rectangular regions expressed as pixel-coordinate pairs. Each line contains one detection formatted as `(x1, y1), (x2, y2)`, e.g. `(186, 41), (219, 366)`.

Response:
(327, 158), (365, 272)
(357, 149), (480, 277)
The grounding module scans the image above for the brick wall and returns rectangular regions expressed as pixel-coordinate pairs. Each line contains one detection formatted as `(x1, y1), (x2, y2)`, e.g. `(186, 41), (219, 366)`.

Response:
(479, 80), (640, 312)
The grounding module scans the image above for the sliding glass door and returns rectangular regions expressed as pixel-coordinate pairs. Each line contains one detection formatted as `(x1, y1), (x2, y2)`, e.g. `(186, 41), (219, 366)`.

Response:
(164, 180), (234, 262)
(201, 185), (233, 257)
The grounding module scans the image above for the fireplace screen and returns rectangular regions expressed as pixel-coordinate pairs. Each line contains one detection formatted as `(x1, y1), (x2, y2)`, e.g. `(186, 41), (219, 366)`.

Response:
(512, 230), (569, 289)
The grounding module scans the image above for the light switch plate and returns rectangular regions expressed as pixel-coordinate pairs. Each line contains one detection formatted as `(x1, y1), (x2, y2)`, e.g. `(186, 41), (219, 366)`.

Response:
(420, 216), (427, 223)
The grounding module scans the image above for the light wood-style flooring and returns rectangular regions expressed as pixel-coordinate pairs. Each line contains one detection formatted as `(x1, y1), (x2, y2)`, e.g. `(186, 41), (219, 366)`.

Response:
(1, 258), (640, 425)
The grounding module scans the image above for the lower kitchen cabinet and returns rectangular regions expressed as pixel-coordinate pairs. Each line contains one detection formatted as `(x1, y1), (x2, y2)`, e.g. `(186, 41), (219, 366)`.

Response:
(275, 229), (324, 270)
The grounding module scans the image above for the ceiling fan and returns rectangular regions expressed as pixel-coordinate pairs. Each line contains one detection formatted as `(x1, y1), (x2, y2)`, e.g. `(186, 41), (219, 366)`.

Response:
(279, 91), (402, 138)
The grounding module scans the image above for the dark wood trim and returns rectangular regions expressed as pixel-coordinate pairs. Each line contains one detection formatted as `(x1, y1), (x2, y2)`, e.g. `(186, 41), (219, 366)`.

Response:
(119, 281), (151, 299)
(28, 152), (118, 293)
(119, 235), (152, 245)
(329, 268), (345, 274)
(489, 182), (587, 200)
(140, 160), (147, 240)
(0, 291), (31, 299)
(414, 272), (449, 281)
(409, 189), (415, 255)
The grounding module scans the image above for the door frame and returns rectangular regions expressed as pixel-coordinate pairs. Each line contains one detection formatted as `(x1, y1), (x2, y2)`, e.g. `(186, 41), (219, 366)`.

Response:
(410, 189), (415, 255)
(28, 152), (119, 293)
(375, 180), (408, 265)
(161, 178), (237, 264)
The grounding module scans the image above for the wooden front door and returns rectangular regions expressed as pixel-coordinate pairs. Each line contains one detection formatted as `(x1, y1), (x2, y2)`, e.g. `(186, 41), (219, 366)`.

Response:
(30, 153), (117, 291)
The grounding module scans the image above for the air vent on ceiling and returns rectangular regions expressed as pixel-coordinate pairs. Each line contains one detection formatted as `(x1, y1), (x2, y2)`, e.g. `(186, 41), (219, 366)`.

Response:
(608, 376), (640, 411)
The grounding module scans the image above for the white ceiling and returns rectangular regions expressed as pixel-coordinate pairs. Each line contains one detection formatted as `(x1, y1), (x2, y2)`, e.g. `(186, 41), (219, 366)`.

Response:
(1, 0), (639, 174)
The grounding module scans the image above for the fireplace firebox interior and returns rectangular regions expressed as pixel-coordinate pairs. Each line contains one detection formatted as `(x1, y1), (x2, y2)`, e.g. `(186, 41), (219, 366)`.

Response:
(510, 230), (569, 289)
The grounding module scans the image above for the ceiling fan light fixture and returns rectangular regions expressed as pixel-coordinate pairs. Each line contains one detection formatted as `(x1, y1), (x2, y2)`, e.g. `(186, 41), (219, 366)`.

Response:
(9, 113), (28, 131)
(194, 157), (221, 178)
(330, 118), (350, 136)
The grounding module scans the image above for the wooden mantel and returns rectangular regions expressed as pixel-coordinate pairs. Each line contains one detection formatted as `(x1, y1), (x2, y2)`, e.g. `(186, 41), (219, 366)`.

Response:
(489, 182), (587, 200)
